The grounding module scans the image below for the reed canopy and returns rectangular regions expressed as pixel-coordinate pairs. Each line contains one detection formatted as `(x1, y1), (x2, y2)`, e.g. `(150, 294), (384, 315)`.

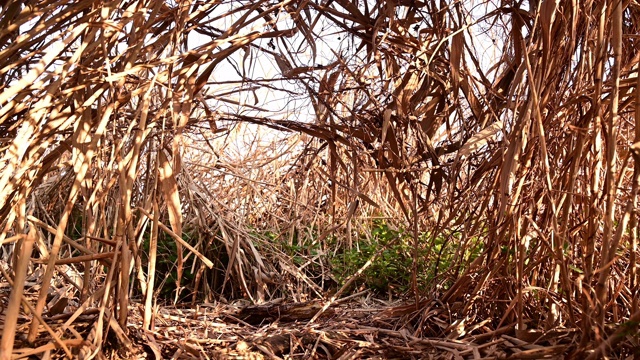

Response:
(1, 0), (640, 358)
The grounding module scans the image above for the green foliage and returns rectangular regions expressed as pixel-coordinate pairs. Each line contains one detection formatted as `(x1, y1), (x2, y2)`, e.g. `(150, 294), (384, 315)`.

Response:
(617, 320), (640, 338)
(66, 208), (85, 241)
(141, 230), (196, 300)
(330, 221), (420, 295)
(329, 221), (485, 296)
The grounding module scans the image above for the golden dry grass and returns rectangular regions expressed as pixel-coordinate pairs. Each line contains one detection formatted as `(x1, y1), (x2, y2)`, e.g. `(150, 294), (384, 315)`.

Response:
(0, 0), (639, 358)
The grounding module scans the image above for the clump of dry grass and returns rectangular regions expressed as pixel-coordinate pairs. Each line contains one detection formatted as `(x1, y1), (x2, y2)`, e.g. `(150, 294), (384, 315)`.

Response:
(1, 1), (639, 358)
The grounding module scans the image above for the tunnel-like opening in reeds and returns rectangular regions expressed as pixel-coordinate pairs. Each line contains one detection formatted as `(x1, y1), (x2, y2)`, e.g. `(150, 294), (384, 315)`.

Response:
(1, 1), (640, 358)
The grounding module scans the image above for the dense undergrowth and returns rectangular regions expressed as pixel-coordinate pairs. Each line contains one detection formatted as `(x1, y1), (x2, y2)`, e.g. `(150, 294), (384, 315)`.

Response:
(1, 1), (640, 358)
(130, 220), (472, 302)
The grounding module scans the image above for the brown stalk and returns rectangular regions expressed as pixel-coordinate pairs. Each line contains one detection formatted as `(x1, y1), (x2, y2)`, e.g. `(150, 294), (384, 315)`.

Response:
(594, 0), (623, 342)
(0, 227), (36, 359)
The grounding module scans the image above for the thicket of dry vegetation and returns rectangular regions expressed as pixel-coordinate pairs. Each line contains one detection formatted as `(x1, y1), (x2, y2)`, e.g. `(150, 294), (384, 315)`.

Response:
(1, 0), (640, 358)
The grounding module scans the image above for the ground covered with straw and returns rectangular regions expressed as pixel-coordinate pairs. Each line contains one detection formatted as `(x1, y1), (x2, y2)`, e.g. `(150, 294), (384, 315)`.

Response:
(1, 0), (640, 359)
(2, 273), (577, 359)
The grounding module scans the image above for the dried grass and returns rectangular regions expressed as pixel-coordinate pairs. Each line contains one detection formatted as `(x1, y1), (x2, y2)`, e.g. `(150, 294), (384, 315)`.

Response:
(1, 0), (640, 358)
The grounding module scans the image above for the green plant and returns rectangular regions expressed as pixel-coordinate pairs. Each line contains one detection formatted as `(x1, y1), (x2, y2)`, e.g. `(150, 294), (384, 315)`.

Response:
(330, 221), (420, 295)
(141, 230), (196, 301)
